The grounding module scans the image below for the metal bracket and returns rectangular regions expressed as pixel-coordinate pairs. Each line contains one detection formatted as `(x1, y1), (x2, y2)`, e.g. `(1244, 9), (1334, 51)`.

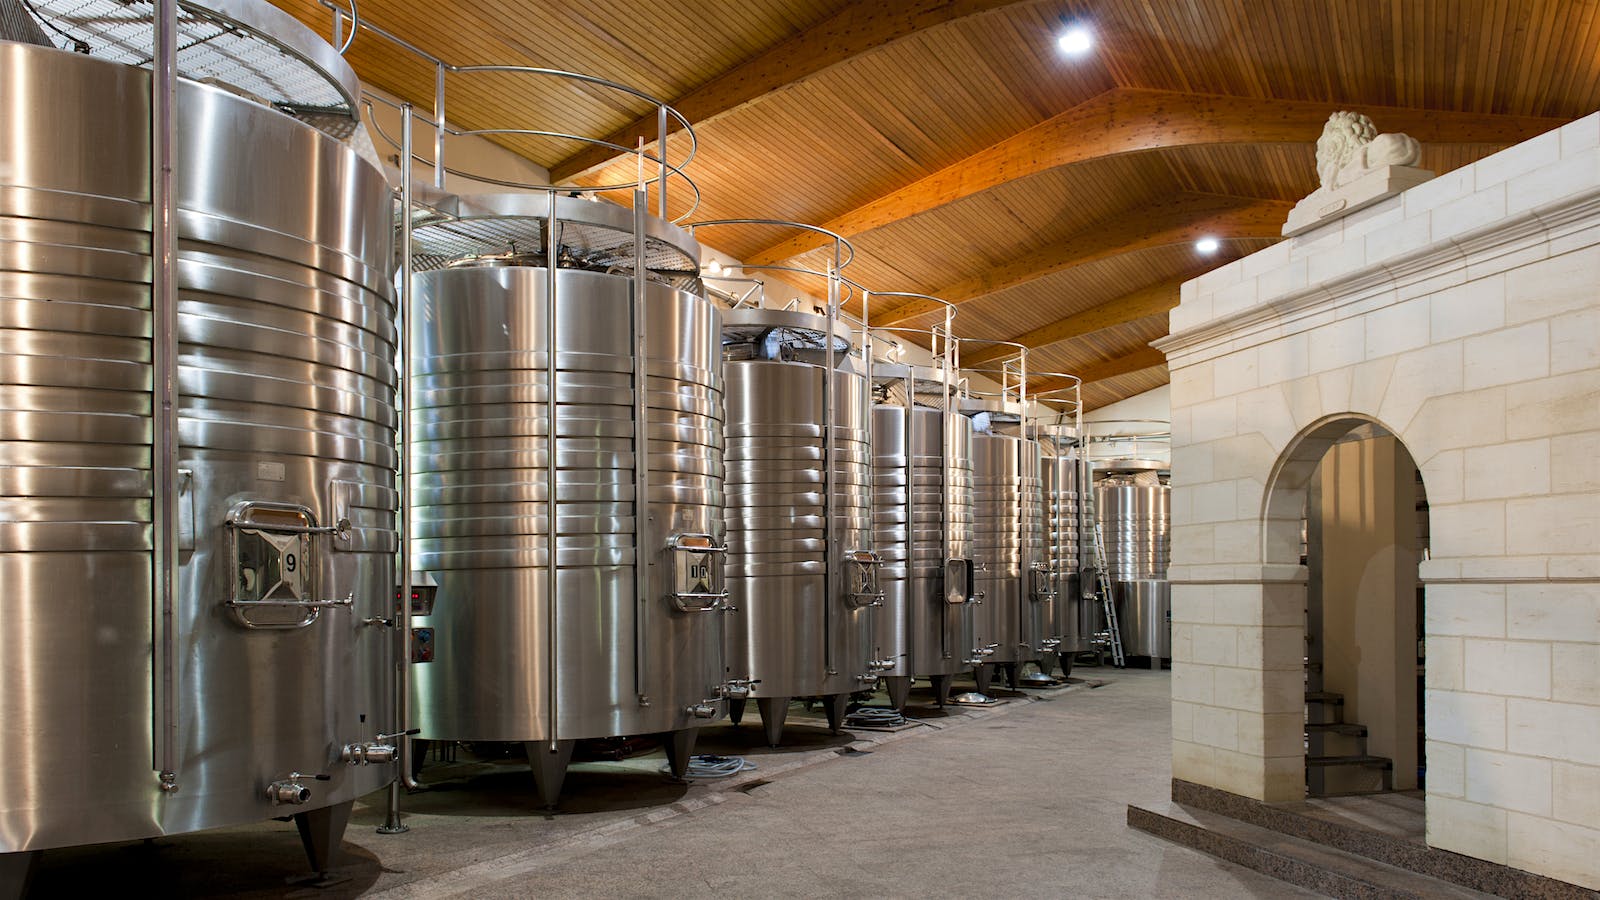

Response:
(1029, 565), (1057, 602)
(844, 549), (885, 608)
(666, 532), (728, 612)
(224, 500), (352, 629)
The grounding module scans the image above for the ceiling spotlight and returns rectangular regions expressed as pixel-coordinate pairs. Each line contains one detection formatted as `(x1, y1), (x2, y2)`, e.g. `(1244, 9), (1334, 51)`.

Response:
(707, 259), (723, 275)
(1195, 237), (1220, 254)
(1057, 24), (1093, 56)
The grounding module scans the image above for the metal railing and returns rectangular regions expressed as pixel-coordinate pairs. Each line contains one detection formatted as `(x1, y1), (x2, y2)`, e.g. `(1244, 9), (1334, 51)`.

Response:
(311, 0), (700, 221)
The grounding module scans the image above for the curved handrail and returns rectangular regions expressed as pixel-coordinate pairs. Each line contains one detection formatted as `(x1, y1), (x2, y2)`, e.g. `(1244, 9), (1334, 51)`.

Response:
(317, 2), (700, 220)
(361, 95), (704, 221)
(688, 219), (855, 270)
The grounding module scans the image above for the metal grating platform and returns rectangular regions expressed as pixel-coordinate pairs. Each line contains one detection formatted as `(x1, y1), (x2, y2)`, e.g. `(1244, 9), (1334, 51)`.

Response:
(412, 192), (707, 291)
(23, 0), (357, 119)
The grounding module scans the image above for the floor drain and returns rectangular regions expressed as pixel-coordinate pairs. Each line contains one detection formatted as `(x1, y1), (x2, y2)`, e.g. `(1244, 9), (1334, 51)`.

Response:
(736, 779), (772, 793)
(836, 746), (872, 757)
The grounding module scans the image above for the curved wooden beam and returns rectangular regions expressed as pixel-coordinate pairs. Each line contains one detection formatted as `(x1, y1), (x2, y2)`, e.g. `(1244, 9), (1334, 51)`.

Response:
(962, 278), (1187, 367)
(750, 88), (1568, 264)
(548, 0), (1054, 183)
(875, 194), (1289, 325)
(1032, 346), (1167, 396)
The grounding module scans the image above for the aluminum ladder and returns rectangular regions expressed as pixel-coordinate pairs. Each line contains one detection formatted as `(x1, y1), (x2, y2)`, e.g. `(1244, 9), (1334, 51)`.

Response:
(1087, 504), (1127, 668)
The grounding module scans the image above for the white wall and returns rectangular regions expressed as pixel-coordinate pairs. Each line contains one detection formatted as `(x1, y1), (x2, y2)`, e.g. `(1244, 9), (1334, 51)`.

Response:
(1086, 385), (1170, 426)
(1158, 112), (1600, 889)
(360, 86), (551, 194)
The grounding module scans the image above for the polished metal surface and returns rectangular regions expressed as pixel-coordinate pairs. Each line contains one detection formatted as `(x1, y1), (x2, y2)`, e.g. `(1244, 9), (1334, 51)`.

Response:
(970, 433), (1051, 666)
(722, 309), (874, 701)
(1096, 477), (1172, 658)
(1114, 580), (1173, 659)
(410, 262), (727, 742)
(1097, 481), (1171, 581)
(0, 41), (397, 852)
(871, 406), (975, 679)
(1043, 451), (1089, 654)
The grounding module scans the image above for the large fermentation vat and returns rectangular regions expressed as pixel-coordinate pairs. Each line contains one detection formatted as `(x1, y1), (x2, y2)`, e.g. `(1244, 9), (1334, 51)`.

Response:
(1095, 468), (1172, 660)
(968, 422), (1052, 693)
(0, 2), (397, 886)
(1042, 446), (1089, 673)
(408, 193), (728, 806)
(720, 308), (878, 745)
(871, 363), (977, 709)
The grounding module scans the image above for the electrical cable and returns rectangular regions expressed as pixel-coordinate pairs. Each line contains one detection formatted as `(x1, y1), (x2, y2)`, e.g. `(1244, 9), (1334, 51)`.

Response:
(843, 706), (907, 729)
(18, 0), (90, 53)
(660, 754), (755, 779)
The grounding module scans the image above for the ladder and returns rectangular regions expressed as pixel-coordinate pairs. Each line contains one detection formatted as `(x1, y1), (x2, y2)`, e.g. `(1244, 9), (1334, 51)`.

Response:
(1085, 491), (1126, 668)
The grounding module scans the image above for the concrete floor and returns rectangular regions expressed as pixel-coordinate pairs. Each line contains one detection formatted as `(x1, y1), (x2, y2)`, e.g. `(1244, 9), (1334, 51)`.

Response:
(26, 668), (1316, 898)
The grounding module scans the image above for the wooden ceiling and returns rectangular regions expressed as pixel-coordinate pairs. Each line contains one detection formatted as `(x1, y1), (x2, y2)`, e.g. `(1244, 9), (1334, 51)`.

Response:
(277, 0), (1598, 410)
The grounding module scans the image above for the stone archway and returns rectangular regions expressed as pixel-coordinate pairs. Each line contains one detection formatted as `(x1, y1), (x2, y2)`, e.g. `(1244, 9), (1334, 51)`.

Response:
(1262, 415), (1428, 797)
(1156, 118), (1600, 885)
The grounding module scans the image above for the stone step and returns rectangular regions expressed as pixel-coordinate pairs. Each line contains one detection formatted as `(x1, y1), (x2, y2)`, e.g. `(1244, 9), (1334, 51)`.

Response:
(1162, 779), (1596, 898)
(1305, 722), (1368, 737)
(1307, 754), (1392, 769)
(1128, 801), (1496, 900)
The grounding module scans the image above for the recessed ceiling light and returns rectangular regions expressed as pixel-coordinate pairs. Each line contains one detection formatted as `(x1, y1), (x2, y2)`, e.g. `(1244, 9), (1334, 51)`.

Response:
(1057, 24), (1093, 56)
(1195, 237), (1220, 254)
(707, 259), (723, 275)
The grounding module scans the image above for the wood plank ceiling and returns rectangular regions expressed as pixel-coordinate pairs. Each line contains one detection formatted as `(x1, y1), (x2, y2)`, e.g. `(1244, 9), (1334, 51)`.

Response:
(275, 0), (1599, 410)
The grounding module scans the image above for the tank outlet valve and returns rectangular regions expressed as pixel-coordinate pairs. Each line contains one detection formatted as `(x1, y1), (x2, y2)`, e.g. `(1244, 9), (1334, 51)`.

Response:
(855, 673), (879, 684)
(719, 679), (757, 700)
(869, 653), (904, 672)
(266, 780), (312, 805)
(341, 742), (398, 765)
(686, 703), (718, 719)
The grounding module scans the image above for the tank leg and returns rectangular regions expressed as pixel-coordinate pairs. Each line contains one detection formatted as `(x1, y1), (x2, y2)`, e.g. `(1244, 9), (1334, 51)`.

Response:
(823, 693), (849, 734)
(756, 697), (790, 747)
(662, 728), (699, 780)
(1060, 654), (1074, 680)
(1004, 663), (1020, 690)
(525, 739), (576, 809)
(411, 738), (430, 778)
(930, 674), (953, 707)
(0, 850), (38, 900)
(883, 676), (912, 711)
(728, 697), (747, 726)
(973, 663), (994, 695)
(294, 799), (353, 875)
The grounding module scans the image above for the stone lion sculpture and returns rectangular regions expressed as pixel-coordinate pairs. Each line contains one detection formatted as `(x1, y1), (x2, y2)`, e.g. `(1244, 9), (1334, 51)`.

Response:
(1315, 111), (1423, 191)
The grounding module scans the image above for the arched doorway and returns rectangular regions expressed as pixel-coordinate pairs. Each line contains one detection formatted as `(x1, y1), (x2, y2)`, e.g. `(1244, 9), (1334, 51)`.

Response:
(1262, 415), (1429, 798)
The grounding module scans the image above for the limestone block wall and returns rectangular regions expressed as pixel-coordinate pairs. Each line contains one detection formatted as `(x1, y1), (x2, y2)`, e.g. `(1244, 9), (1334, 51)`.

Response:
(1155, 113), (1600, 889)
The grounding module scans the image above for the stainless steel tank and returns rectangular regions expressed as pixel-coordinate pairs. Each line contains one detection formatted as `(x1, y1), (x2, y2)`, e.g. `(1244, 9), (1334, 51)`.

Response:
(1, 4), (396, 881)
(871, 369), (976, 710)
(1096, 473), (1172, 659)
(408, 193), (727, 806)
(969, 430), (1052, 692)
(1043, 448), (1089, 672)
(721, 309), (877, 745)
